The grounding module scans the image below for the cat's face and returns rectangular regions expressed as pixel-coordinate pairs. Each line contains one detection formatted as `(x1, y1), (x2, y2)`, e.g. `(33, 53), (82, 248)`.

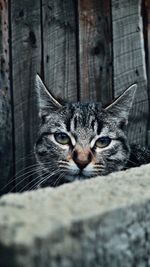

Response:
(35, 75), (137, 187)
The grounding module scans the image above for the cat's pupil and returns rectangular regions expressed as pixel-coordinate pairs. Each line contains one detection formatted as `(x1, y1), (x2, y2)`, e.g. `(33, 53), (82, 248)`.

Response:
(54, 132), (70, 145)
(95, 136), (111, 148)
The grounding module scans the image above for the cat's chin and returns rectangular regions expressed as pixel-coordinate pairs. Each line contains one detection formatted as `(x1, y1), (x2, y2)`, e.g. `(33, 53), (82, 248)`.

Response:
(64, 173), (97, 182)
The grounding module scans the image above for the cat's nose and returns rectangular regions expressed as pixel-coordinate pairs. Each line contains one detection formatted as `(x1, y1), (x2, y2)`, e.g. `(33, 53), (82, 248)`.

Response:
(72, 148), (92, 170)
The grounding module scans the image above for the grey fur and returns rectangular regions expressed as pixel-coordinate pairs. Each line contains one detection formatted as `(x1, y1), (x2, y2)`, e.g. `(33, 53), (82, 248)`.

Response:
(34, 75), (149, 188)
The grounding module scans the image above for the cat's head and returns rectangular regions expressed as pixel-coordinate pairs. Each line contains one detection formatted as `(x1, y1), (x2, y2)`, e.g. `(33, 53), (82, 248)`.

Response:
(35, 75), (137, 187)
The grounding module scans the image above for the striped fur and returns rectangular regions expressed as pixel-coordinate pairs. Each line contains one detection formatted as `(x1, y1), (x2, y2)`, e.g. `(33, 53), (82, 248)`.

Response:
(34, 75), (150, 188)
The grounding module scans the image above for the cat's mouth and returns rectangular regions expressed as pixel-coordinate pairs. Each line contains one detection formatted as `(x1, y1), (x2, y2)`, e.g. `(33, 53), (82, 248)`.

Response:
(65, 169), (96, 182)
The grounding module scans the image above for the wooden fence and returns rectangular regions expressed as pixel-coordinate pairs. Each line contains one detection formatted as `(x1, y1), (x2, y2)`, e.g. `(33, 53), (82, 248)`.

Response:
(0, 0), (150, 194)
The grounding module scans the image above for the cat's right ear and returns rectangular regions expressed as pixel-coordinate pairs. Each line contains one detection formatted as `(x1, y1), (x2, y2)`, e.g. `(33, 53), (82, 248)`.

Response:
(105, 84), (137, 124)
(35, 74), (62, 119)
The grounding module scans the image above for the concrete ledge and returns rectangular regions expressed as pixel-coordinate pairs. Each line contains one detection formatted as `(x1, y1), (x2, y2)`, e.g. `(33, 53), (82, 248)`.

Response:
(1, 164), (150, 267)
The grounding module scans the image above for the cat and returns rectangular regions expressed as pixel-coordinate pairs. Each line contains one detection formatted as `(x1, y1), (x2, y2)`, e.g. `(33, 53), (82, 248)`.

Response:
(34, 74), (150, 188)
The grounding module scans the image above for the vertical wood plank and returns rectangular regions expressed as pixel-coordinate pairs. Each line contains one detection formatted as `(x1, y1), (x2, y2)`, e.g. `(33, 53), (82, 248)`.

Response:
(42, 0), (77, 101)
(10, 0), (41, 191)
(78, 0), (112, 105)
(147, 0), (150, 146)
(0, 0), (13, 194)
(112, 0), (149, 146)
(143, 0), (150, 145)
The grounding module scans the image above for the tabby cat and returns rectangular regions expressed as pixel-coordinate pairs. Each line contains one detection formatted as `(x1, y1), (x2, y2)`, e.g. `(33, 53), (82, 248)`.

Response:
(35, 75), (150, 187)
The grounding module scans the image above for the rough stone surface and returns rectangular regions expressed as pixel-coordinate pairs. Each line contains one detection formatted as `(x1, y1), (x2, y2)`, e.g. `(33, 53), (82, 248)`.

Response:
(1, 164), (150, 267)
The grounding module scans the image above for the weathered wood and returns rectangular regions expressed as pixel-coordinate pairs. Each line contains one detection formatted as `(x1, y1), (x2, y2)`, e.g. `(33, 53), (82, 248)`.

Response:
(147, 0), (150, 146)
(112, 0), (149, 146)
(0, 0), (13, 194)
(42, 0), (77, 101)
(143, 0), (150, 145)
(10, 0), (41, 191)
(78, 0), (112, 105)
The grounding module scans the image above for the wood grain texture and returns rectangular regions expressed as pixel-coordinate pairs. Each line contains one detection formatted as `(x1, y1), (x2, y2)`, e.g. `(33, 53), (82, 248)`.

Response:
(112, 0), (149, 146)
(42, 0), (77, 101)
(78, 0), (112, 105)
(0, 0), (13, 194)
(143, 0), (150, 145)
(10, 0), (41, 191)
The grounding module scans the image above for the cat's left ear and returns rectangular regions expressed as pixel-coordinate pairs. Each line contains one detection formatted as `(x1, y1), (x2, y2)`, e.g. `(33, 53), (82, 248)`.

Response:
(105, 84), (137, 123)
(35, 74), (62, 119)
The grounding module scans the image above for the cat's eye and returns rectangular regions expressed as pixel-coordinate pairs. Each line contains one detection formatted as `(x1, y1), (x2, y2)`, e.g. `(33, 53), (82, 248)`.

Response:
(95, 136), (111, 148)
(54, 132), (70, 145)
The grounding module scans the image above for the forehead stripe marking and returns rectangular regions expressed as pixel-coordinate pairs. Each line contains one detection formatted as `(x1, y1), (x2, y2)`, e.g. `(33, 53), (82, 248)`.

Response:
(74, 116), (78, 129)
(97, 122), (103, 135)
(66, 118), (71, 132)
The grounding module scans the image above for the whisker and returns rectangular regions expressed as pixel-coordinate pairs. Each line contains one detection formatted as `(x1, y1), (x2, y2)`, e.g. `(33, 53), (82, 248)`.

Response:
(9, 168), (42, 193)
(127, 158), (138, 165)
(3, 165), (42, 192)
(54, 173), (64, 187)
(29, 169), (61, 190)
(19, 170), (48, 192)
(1, 160), (60, 193)
(59, 165), (70, 169)
(31, 175), (50, 190)
(32, 174), (51, 190)
(58, 160), (69, 164)
(21, 167), (61, 192)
